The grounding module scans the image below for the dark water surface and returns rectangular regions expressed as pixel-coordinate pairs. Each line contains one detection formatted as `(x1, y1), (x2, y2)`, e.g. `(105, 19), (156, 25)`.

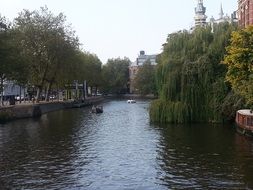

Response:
(0, 100), (253, 189)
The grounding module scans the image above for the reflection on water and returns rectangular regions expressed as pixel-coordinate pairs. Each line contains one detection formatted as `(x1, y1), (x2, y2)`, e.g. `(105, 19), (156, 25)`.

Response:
(0, 100), (253, 189)
(155, 124), (253, 189)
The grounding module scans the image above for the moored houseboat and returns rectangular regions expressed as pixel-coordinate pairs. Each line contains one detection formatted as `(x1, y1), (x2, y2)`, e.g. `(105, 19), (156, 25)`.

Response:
(236, 109), (253, 137)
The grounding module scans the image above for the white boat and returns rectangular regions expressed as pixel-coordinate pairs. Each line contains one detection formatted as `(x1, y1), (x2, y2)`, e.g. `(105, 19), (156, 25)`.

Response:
(127, 99), (136, 103)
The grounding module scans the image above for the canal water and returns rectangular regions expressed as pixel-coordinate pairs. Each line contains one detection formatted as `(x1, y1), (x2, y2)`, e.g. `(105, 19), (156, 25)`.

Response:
(0, 100), (253, 189)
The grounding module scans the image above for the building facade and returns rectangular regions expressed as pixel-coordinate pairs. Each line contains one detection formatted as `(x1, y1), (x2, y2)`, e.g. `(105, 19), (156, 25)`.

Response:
(210, 5), (232, 24)
(1, 80), (26, 101)
(237, 0), (253, 28)
(129, 51), (157, 93)
(194, 0), (208, 27)
(3, 81), (19, 97)
(194, 0), (237, 29)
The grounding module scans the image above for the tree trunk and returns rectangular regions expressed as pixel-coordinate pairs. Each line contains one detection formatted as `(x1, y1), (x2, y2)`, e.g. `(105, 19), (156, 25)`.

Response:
(57, 85), (59, 101)
(0, 77), (4, 106)
(36, 86), (42, 103)
(46, 82), (53, 102)
(83, 80), (86, 100)
(75, 81), (78, 100)
(90, 86), (93, 96)
(19, 85), (22, 104)
(86, 82), (89, 97)
(45, 83), (50, 102)
(95, 86), (98, 96)
(36, 61), (50, 102)
(23, 87), (26, 103)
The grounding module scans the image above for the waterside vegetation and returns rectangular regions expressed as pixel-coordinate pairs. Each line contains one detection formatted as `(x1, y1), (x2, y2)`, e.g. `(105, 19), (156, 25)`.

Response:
(133, 60), (156, 95)
(0, 7), (132, 105)
(223, 25), (253, 110)
(0, 7), (102, 104)
(150, 23), (248, 124)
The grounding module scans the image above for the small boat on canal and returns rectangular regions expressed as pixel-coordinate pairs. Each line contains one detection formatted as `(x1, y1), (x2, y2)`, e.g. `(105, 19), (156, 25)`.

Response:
(236, 109), (253, 137)
(91, 105), (103, 113)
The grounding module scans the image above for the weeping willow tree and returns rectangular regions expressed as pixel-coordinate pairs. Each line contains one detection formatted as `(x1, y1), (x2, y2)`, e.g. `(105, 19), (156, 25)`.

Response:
(150, 23), (237, 123)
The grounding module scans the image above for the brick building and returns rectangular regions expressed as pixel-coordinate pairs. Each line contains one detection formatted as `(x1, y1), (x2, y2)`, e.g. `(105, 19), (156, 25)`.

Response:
(129, 51), (157, 93)
(238, 0), (253, 28)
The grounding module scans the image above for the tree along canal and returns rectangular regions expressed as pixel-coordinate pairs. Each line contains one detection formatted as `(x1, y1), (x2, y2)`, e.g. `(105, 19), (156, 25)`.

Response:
(0, 100), (253, 189)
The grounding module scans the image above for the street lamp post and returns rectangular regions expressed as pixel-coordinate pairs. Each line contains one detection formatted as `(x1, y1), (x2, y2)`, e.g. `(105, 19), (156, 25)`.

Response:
(0, 21), (7, 106)
(74, 80), (78, 100)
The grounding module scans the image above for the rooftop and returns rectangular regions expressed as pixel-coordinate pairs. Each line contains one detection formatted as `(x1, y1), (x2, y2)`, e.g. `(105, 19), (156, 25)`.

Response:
(238, 109), (253, 116)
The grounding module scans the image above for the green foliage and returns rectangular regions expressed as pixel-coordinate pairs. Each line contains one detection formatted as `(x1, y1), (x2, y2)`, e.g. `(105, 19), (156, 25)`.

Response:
(150, 99), (189, 123)
(13, 6), (79, 100)
(101, 57), (130, 94)
(133, 60), (156, 95)
(0, 16), (11, 99)
(0, 16), (28, 104)
(0, 8), (103, 103)
(0, 17), (12, 81)
(150, 23), (238, 123)
(80, 53), (102, 87)
(223, 25), (253, 107)
(63, 51), (102, 87)
(220, 91), (245, 121)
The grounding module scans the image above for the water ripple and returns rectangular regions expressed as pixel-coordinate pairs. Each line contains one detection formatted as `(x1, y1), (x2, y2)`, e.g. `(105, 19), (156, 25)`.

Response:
(0, 100), (253, 189)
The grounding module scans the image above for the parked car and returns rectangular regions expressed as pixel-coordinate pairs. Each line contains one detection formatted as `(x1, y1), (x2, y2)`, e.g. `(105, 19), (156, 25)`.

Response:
(49, 95), (56, 100)
(15, 95), (24, 101)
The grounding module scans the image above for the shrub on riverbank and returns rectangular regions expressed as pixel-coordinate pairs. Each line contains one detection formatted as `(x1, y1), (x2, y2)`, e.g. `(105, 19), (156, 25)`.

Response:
(150, 99), (189, 123)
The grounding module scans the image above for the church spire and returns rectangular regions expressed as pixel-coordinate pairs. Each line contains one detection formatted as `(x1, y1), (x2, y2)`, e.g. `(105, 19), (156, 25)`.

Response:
(194, 0), (207, 27)
(219, 3), (224, 19)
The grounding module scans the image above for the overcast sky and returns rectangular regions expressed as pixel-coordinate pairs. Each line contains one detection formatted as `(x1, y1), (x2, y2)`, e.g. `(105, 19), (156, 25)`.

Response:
(0, 0), (237, 63)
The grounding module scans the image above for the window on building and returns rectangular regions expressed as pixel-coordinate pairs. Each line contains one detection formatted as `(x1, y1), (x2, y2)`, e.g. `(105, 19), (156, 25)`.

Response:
(247, 117), (253, 126)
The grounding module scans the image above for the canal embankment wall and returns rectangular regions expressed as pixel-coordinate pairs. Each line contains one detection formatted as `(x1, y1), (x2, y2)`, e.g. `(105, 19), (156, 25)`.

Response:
(0, 96), (104, 123)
